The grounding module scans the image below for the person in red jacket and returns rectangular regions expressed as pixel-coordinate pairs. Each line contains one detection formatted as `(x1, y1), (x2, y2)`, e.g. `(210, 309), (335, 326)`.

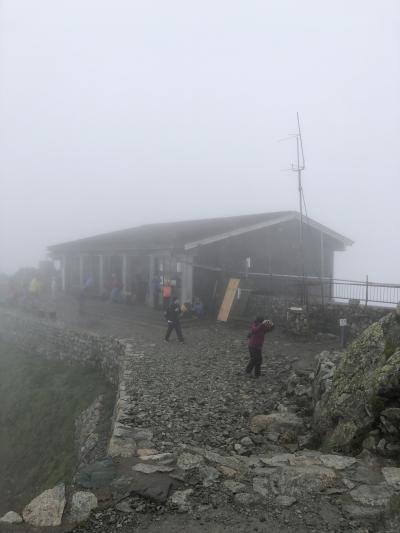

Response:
(245, 316), (274, 378)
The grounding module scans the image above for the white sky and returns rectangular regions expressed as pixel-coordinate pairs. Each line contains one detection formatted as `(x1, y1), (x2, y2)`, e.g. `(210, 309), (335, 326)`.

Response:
(0, 0), (399, 282)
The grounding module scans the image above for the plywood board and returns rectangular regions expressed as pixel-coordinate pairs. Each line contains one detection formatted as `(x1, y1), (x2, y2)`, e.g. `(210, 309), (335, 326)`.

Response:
(217, 278), (240, 322)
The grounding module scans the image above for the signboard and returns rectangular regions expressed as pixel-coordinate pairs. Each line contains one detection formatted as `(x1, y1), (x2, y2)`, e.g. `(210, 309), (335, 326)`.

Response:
(217, 278), (240, 322)
(339, 318), (347, 327)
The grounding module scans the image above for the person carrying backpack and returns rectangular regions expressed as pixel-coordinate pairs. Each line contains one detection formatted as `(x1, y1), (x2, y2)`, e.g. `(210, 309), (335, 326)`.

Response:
(164, 298), (184, 343)
(245, 316), (274, 378)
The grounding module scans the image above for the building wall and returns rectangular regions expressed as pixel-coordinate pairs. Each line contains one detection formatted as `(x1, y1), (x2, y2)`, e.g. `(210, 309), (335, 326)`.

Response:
(194, 219), (336, 277)
(192, 219), (338, 306)
(56, 219), (343, 307)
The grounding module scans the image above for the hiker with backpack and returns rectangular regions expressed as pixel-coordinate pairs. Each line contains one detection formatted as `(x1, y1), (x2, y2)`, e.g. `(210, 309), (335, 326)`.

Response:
(245, 316), (274, 378)
(164, 297), (184, 343)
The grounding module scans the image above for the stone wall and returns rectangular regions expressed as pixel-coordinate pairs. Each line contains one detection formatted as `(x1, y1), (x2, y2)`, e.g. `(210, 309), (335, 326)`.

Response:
(0, 307), (124, 384)
(307, 303), (390, 337)
(0, 307), (138, 465)
(235, 294), (390, 338)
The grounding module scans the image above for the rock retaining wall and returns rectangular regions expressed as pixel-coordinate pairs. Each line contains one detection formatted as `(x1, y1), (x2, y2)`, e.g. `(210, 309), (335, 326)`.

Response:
(0, 307), (123, 384)
(307, 303), (390, 338)
(0, 307), (133, 469)
(237, 295), (390, 337)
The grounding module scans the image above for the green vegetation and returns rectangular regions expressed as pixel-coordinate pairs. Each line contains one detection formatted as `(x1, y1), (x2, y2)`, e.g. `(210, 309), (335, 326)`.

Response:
(0, 342), (114, 515)
(319, 313), (400, 454)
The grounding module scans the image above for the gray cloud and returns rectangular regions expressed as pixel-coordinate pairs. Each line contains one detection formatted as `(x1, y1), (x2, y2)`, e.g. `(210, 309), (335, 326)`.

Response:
(1, 0), (399, 282)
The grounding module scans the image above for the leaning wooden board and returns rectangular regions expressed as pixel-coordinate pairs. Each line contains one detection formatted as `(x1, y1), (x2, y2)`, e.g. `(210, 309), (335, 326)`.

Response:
(217, 278), (240, 322)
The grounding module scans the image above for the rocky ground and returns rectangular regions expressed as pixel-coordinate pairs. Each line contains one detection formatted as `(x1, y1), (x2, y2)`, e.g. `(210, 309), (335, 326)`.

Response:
(62, 302), (399, 533)
(3, 300), (400, 532)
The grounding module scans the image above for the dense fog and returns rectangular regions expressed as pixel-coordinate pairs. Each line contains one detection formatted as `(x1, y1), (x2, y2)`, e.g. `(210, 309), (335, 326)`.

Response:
(0, 0), (399, 282)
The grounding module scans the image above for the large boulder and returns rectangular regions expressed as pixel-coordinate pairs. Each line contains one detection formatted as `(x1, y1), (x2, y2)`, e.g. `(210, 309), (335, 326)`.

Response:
(68, 491), (98, 524)
(313, 312), (400, 454)
(250, 408), (305, 441)
(22, 483), (66, 527)
(0, 511), (23, 524)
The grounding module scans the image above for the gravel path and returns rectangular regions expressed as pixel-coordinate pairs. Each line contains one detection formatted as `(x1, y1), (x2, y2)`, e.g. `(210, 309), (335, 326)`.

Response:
(59, 302), (398, 533)
(118, 324), (320, 455)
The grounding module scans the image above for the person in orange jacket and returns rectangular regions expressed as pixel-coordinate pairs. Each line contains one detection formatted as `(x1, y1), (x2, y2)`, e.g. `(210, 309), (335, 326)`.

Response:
(162, 281), (172, 310)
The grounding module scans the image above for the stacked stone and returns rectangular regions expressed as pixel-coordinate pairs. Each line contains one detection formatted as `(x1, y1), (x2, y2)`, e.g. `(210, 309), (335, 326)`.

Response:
(286, 307), (309, 335)
(0, 308), (123, 384)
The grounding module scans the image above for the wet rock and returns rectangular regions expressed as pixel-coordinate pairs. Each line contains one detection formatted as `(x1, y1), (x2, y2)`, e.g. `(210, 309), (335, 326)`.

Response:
(254, 465), (337, 498)
(265, 431), (280, 443)
(132, 463), (174, 474)
(69, 491), (98, 524)
(362, 434), (378, 452)
(168, 489), (193, 512)
(350, 484), (393, 506)
(250, 411), (304, 436)
(377, 438), (388, 455)
(115, 500), (135, 513)
(177, 452), (204, 470)
(381, 407), (400, 424)
(129, 474), (173, 503)
(286, 372), (300, 396)
(139, 452), (175, 465)
(319, 454), (357, 470)
(234, 443), (245, 454)
(260, 453), (293, 467)
(344, 504), (384, 519)
(253, 477), (271, 497)
(202, 450), (246, 472)
(276, 495), (297, 507)
(108, 433), (137, 458)
(217, 465), (238, 478)
(234, 493), (261, 506)
(382, 467), (400, 490)
(132, 427), (154, 441)
(23, 483), (66, 527)
(76, 458), (117, 488)
(0, 511), (23, 524)
(240, 436), (254, 447)
(223, 480), (247, 494)
(199, 465), (220, 487)
(351, 463), (385, 485)
(342, 478), (356, 490)
(287, 453), (322, 467)
(298, 433), (314, 449)
(137, 448), (159, 457)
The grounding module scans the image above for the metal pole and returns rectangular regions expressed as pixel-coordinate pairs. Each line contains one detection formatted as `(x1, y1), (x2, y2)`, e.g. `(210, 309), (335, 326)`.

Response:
(297, 135), (305, 305)
(320, 231), (324, 306)
(365, 275), (369, 306)
(339, 318), (347, 349)
(295, 113), (306, 306)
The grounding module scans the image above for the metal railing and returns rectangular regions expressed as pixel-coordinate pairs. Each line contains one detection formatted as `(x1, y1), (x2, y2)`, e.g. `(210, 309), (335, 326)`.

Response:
(237, 271), (400, 307)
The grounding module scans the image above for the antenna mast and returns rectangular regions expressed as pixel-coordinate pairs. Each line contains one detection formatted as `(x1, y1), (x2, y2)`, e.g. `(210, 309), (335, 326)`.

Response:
(292, 113), (306, 298)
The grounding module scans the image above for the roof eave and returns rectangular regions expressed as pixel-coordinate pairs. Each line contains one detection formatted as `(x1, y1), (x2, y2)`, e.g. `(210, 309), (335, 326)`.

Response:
(184, 212), (353, 250)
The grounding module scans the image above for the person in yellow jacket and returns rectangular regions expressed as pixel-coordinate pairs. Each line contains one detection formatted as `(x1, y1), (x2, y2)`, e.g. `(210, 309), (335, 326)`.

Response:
(29, 276), (41, 309)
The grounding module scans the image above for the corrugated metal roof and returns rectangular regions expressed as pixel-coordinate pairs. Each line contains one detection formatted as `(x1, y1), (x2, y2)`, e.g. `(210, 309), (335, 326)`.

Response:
(48, 211), (353, 255)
